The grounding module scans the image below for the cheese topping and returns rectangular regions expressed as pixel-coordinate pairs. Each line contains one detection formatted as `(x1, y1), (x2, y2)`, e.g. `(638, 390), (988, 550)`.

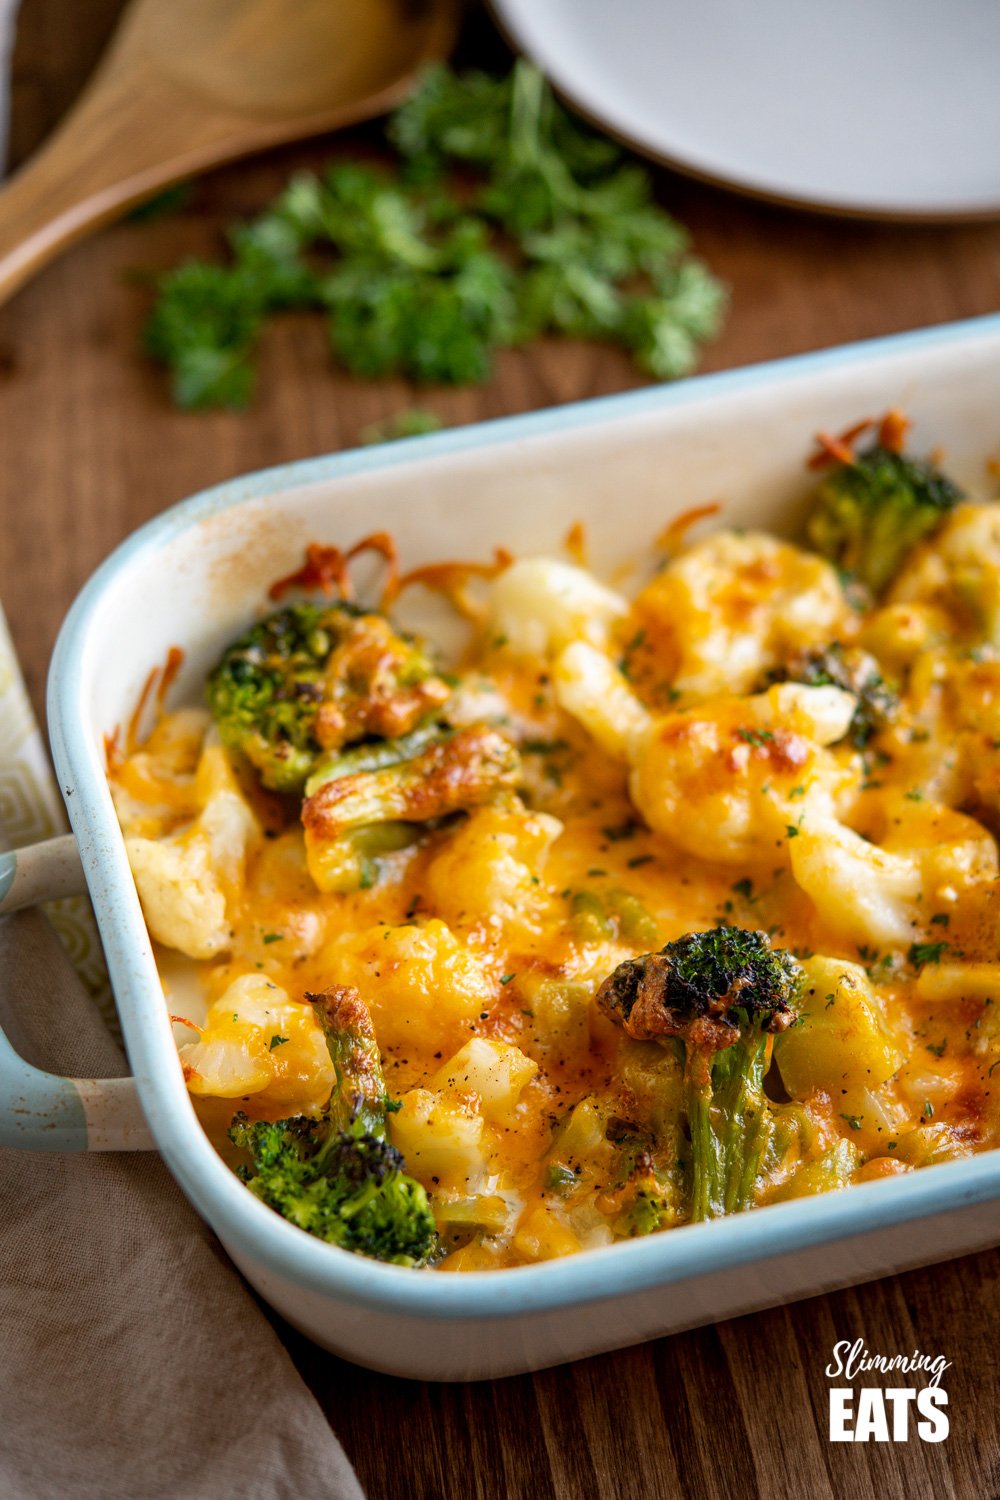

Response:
(110, 498), (1000, 1270)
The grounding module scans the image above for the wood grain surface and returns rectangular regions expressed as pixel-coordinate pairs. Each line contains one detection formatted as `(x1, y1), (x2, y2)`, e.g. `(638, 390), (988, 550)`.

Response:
(3, 5), (1000, 1497)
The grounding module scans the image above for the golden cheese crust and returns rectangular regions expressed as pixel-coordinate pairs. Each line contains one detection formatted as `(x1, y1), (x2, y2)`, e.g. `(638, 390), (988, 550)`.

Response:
(110, 504), (1000, 1269)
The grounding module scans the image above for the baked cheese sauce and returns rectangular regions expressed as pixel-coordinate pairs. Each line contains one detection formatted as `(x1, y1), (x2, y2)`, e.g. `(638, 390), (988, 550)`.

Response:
(109, 505), (1000, 1269)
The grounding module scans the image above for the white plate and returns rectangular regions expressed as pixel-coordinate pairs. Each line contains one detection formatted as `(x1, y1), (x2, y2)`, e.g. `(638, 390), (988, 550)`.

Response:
(490, 0), (1000, 220)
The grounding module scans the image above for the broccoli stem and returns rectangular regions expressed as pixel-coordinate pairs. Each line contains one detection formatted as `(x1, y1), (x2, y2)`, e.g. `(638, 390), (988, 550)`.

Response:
(306, 724), (440, 791)
(596, 927), (800, 1225)
(302, 723), (521, 891)
(307, 984), (389, 1137)
(681, 1027), (776, 1221)
(685, 1075), (715, 1222)
(717, 1032), (772, 1214)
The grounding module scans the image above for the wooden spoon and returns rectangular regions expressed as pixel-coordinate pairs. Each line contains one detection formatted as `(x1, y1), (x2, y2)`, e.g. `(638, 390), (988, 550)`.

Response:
(0, 0), (459, 308)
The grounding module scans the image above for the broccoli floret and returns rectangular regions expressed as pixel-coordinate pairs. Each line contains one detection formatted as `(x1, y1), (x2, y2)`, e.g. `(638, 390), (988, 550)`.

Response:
(228, 984), (438, 1266)
(596, 927), (801, 1222)
(206, 602), (450, 794)
(302, 723), (521, 891)
(229, 1114), (435, 1264)
(604, 1123), (679, 1236)
(806, 442), (963, 596)
(769, 643), (897, 749)
(625, 1180), (675, 1236)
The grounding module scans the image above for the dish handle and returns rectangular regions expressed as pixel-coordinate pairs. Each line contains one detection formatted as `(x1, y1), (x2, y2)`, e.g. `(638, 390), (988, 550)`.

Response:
(0, 834), (154, 1152)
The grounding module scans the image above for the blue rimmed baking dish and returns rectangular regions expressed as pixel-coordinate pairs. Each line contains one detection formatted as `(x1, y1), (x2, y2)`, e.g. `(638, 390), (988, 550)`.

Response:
(4, 314), (1000, 1379)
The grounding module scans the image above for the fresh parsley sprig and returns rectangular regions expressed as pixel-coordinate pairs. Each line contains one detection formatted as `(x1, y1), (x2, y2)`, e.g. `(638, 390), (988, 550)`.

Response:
(143, 62), (726, 409)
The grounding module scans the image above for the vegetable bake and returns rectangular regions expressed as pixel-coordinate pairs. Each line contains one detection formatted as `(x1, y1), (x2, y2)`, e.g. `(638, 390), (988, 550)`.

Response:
(109, 414), (1000, 1269)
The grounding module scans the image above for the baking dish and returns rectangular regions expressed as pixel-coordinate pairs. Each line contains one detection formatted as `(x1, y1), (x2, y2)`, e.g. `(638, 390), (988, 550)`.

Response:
(5, 314), (1000, 1379)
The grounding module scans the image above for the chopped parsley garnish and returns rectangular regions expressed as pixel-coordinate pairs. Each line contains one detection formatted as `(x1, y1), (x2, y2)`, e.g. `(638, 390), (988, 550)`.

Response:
(735, 727), (775, 748)
(602, 820), (637, 842)
(360, 409), (443, 445)
(143, 63), (724, 408)
(908, 941), (949, 968)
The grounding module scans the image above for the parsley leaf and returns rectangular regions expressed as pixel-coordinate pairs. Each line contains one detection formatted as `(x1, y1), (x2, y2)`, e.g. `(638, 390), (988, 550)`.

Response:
(908, 941), (949, 968)
(143, 63), (725, 407)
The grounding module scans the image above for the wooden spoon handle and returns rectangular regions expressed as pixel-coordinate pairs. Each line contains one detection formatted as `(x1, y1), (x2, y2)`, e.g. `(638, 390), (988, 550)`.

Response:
(0, 68), (292, 309)
(0, 76), (200, 307)
(0, 0), (460, 312)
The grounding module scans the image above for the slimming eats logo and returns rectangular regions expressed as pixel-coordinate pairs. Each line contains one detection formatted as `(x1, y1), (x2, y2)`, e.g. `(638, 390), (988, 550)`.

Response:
(825, 1338), (950, 1443)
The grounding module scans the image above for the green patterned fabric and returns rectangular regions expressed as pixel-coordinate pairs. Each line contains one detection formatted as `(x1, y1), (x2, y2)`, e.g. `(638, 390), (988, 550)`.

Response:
(0, 602), (118, 1038)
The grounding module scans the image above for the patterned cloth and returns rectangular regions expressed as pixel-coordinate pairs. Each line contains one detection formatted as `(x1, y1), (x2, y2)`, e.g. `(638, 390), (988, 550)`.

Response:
(0, 600), (117, 1028)
(0, 902), (364, 1500)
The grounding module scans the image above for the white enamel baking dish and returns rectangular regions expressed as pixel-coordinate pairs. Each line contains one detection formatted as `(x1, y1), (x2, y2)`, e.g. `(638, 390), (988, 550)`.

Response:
(6, 316), (1000, 1380)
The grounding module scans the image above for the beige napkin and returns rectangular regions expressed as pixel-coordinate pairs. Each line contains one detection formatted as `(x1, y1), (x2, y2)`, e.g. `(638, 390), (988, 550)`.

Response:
(0, 902), (365, 1500)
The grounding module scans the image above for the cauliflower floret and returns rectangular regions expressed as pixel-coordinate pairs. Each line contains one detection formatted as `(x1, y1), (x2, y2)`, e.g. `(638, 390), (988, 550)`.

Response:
(110, 707), (211, 836)
(425, 804), (562, 936)
(178, 974), (333, 1110)
(126, 752), (258, 959)
(775, 957), (905, 1098)
(513, 1205), (582, 1261)
(916, 962), (1000, 1005)
(429, 1038), (538, 1123)
(489, 557), (628, 659)
(553, 641), (651, 759)
(127, 834), (232, 960)
(943, 657), (1000, 822)
(774, 956), (907, 1154)
(631, 530), (853, 699)
(874, 795), (998, 892)
(321, 918), (495, 1053)
(789, 797), (997, 949)
(953, 657), (1000, 740)
(889, 502), (1000, 645)
(390, 1088), (489, 1193)
(857, 602), (950, 674)
(789, 820), (922, 948)
(629, 682), (857, 867)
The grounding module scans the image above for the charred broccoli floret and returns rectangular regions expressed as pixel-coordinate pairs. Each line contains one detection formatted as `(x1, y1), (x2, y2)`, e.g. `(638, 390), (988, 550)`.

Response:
(206, 602), (450, 793)
(596, 927), (801, 1222)
(228, 983), (438, 1266)
(302, 723), (521, 891)
(806, 441), (963, 596)
(769, 643), (897, 749)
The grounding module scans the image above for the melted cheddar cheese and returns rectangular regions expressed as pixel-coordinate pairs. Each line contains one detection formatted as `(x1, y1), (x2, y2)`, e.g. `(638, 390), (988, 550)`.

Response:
(110, 502), (1000, 1269)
